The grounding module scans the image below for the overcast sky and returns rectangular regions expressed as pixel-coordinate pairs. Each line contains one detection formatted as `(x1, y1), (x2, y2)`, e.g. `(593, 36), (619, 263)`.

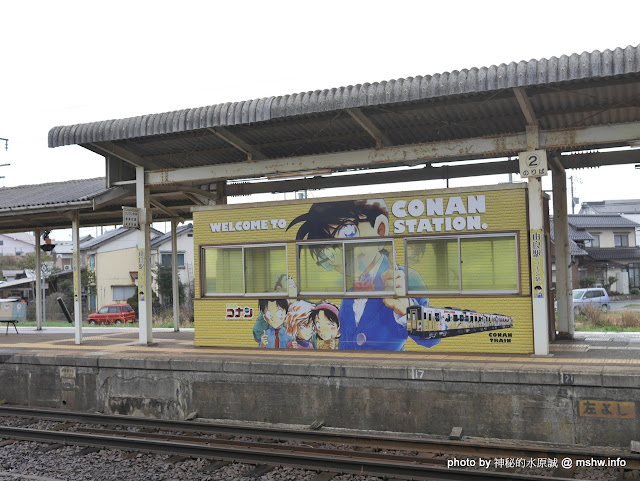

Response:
(0, 1), (638, 239)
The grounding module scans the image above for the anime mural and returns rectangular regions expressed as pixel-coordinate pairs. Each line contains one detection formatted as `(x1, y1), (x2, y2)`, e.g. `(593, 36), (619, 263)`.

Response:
(193, 184), (534, 354)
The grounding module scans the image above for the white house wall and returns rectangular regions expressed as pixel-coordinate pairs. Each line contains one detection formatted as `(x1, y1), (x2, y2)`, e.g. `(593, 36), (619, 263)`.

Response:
(588, 228), (637, 248)
(152, 231), (195, 296)
(620, 214), (640, 245)
(0, 235), (35, 256)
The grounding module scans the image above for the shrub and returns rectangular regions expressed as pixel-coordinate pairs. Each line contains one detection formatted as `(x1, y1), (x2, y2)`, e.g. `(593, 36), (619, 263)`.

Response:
(579, 277), (596, 288)
(579, 304), (609, 327)
(612, 310), (640, 329)
(26, 291), (75, 323)
(631, 288), (640, 295)
(151, 304), (194, 327)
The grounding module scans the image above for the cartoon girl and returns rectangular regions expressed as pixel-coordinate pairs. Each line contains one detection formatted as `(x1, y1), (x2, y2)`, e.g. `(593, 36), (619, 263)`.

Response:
(284, 300), (316, 349)
(310, 302), (340, 350)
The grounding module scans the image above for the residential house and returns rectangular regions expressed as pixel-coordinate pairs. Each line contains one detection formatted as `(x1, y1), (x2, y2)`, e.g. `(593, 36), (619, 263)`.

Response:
(0, 233), (36, 257)
(0, 269), (36, 302)
(580, 199), (640, 246)
(549, 217), (590, 289)
(565, 214), (640, 293)
(150, 223), (194, 306)
(81, 227), (162, 310)
(52, 235), (93, 271)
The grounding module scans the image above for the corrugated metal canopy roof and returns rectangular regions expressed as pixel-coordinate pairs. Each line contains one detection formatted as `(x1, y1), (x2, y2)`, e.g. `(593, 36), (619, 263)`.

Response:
(0, 178), (107, 210)
(0, 178), (201, 234)
(48, 45), (640, 176)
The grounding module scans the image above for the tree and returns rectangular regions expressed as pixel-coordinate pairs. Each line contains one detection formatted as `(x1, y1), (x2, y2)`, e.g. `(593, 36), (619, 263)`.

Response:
(155, 264), (185, 307)
(19, 252), (56, 271)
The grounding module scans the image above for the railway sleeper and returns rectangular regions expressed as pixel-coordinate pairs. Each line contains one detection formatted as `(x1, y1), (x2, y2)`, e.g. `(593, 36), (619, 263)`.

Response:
(244, 464), (275, 477)
(199, 460), (230, 472)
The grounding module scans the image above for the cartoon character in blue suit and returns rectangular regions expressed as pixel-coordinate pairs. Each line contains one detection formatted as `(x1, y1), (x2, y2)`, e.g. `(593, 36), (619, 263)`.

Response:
(288, 199), (439, 351)
(252, 298), (292, 348)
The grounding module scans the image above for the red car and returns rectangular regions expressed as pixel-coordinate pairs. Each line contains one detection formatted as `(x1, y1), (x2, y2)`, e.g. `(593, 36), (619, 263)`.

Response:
(87, 304), (136, 325)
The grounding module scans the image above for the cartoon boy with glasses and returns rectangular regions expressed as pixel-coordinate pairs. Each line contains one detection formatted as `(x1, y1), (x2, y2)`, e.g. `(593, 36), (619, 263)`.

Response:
(288, 199), (439, 350)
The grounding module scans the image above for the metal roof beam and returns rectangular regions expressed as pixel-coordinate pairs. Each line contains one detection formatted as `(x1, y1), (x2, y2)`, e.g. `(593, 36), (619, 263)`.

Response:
(182, 192), (207, 206)
(513, 87), (538, 125)
(92, 185), (135, 209)
(226, 160), (520, 195)
(146, 121), (640, 186)
(153, 183), (220, 201)
(346, 108), (392, 148)
(86, 142), (156, 169)
(150, 199), (184, 222)
(207, 127), (267, 161)
(559, 149), (640, 168)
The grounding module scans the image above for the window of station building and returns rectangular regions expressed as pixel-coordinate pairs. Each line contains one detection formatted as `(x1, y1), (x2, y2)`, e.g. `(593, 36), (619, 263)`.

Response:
(202, 244), (287, 296)
(297, 239), (394, 296)
(406, 234), (519, 294)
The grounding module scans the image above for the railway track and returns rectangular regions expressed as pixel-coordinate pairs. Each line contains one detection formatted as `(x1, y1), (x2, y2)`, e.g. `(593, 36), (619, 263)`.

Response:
(0, 406), (637, 480)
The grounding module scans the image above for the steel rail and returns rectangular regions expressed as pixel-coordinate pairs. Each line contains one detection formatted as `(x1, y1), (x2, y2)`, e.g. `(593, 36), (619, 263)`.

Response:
(74, 427), (448, 466)
(1, 406), (637, 469)
(0, 426), (575, 481)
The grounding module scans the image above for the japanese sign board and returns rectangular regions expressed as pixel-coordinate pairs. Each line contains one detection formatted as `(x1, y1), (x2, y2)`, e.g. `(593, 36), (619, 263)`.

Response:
(123, 207), (140, 229)
(530, 230), (544, 299)
(519, 150), (548, 178)
(579, 400), (636, 419)
(138, 248), (146, 302)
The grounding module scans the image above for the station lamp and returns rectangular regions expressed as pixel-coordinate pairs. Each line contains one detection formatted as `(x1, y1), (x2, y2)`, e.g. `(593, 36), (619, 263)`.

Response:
(40, 230), (56, 253)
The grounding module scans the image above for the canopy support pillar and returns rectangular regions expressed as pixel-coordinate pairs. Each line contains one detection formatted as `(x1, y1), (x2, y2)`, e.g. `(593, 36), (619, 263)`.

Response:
(136, 166), (153, 345)
(72, 211), (83, 344)
(171, 219), (180, 331)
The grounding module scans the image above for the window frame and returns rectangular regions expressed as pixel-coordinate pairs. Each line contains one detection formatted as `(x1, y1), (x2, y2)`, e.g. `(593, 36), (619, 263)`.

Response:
(404, 233), (520, 295)
(201, 243), (288, 298)
(614, 233), (629, 247)
(160, 251), (185, 268)
(586, 233), (600, 248)
(296, 238), (396, 297)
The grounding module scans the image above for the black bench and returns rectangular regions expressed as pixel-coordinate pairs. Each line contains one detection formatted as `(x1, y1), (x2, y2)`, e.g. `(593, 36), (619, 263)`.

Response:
(2, 319), (19, 335)
(0, 301), (27, 334)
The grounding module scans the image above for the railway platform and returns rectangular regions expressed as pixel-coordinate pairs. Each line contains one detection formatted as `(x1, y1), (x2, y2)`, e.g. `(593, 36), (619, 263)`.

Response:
(0, 327), (639, 449)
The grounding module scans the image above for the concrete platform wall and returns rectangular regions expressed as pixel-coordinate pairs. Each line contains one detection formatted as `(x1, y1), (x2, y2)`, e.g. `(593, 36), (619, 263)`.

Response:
(0, 353), (638, 448)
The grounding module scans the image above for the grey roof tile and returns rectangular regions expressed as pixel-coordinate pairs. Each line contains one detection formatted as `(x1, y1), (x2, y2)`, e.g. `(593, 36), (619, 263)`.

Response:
(580, 199), (640, 215)
(567, 214), (640, 229)
(585, 247), (640, 260)
(150, 224), (193, 248)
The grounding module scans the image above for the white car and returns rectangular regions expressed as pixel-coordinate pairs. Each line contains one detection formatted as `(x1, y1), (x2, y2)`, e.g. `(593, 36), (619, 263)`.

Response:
(554, 288), (610, 313)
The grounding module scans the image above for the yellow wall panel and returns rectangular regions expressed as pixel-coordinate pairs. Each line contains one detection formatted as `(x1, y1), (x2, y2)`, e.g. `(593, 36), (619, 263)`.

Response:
(193, 184), (536, 354)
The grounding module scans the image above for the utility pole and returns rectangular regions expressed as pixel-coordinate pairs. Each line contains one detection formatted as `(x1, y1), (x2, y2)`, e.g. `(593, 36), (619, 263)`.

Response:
(0, 138), (9, 181)
(569, 175), (581, 214)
